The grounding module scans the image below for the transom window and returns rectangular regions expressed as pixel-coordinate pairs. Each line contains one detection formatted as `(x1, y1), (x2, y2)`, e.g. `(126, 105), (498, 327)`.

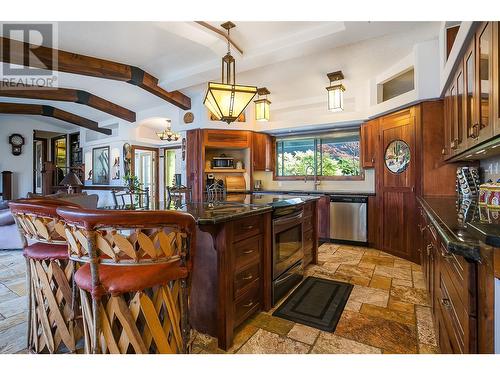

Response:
(275, 130), (362, 179)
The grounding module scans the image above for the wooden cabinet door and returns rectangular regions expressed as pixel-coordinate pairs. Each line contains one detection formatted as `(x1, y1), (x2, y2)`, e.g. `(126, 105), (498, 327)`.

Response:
(204, 129), (251, 148)
(464, 40), (478, 148)
(443, 85), (452, 159)
(494, 22), (500, 136)
(361, 119), (379, 168)
(454, 64), (466, 154)
(252, 132), (274, 171)
(317, 195), (330, 240)
(449, 80), (458, 155)
(377, 107), (418, 262)
(475, 22), (494, 143)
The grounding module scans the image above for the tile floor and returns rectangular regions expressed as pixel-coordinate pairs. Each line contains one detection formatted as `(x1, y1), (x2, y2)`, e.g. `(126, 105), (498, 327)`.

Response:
(0, 244), (440, 354)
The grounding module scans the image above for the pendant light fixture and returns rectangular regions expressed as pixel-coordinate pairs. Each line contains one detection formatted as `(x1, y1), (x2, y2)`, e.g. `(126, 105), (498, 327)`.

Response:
(156, 119), (180, 142)
(254, 87), (271, 122)
(203, 21), (257, 124)
(326, 71), (345, 112)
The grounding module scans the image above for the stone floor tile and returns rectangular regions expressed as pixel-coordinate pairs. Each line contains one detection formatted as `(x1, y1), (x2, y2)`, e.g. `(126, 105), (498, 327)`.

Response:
(0, 321), (27, 354)
(335, 310), (418, 354)
(248, 312), (294, 336)
(369, 275), (392, 290)
(348, 285), (389, 308)
(225, 323), (260, 353)
(0, 295), (27, 318)
(392, 278), (413, 287)
(357, 261), (376, 270)
(418, 343), (440, 354)
(237, 329), (310, 354)
(360, 254), (395, 267)
(374, 265), (412, 280)
(344, 299), (362, 312)
(287, 324), (320, 345)
(393, 259), (413, 269)
(0, 313), (26, 333)
(321, 262), (340, 274)
(349, 275), (371, 287)
(415, 305), (437, 346)
(387, 297), (415, 314)
(192, 332), (219, 353)
(335, 264), (374, 280)
(4, 280), (26, 296)
(390, 285), (430, 306)
(360, 303), (415, 325)
(311, 332), (381, 354)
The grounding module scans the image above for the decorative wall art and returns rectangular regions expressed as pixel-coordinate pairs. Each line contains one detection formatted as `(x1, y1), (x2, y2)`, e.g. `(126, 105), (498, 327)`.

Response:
(92, 146), (110, 185)
(384, 140), (410, 174)
(123, 143), (131, 177)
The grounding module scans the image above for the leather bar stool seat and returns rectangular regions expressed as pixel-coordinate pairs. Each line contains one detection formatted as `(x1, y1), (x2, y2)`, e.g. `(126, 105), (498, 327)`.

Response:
(23, 242), (68, 261)
(74, 261), (188, 297)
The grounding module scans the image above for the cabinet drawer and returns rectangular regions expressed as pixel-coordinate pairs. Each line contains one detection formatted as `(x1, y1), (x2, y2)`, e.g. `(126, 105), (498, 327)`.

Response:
(233, 215), (263, 242)
(437, 263), (475, 353)
(439, 243), (476, 315)
(234, 262), (260, 298)
(234, 279), (260, 327)
(304, 228), (313, 249)
(234, 235), (261, 269)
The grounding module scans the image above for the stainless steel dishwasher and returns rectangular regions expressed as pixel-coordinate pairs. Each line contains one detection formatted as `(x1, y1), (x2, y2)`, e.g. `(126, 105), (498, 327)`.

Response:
(329, 195), (367, 244)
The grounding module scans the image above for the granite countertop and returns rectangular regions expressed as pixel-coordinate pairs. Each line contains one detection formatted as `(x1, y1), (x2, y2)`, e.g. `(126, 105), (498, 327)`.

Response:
(418, 196), (487, 262)
(103, 194), (319, 225)
(253, 190), (375, 196)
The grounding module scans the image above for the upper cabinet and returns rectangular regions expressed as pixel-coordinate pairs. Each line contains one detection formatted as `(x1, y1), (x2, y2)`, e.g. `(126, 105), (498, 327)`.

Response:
(361, 119), (379, 169)
(203, 129), (251, 148)
(252, 132), (275, 172)
(444, 21), (498, 160)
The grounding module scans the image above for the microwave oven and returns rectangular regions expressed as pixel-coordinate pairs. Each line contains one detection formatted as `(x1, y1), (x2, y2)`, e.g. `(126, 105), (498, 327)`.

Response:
(212, 156), (235, 169)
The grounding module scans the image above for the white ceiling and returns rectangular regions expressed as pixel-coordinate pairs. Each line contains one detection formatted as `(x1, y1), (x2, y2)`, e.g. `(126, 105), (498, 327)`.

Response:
(0, 21), (440, 131)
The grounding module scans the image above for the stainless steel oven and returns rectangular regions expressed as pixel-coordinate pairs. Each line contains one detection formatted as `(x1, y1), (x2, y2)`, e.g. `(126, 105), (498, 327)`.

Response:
(272, 205), (304, 305)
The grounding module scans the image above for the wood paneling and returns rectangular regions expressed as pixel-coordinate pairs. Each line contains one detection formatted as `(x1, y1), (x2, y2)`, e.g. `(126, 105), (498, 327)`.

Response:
(0, 37), (191, 110)
(186, 129), (204, 201)
(204, 129), (251, 148)
(446, 25), (460, 59)
(252, 132), (274, 171)
(317, 195), (330, 240)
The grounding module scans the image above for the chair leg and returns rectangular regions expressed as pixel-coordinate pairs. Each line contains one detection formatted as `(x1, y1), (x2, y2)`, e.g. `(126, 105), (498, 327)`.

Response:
(25, 257), (32, 351)
(180, 278), (190, 354)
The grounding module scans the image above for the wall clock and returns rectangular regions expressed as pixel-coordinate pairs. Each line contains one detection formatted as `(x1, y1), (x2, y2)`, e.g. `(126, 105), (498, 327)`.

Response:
(183, 112), (194, 124)
(9, 133), (25, 156)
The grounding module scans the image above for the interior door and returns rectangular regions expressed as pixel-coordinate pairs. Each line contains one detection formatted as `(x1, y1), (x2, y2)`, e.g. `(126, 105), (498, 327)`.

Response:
(33, 138), (47, 194)
(378, 107), (417, 262)
(131, 146), (159, 206)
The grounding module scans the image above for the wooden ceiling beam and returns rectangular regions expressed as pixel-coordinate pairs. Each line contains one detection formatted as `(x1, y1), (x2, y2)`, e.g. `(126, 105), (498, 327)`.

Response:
(0, 37), (191, 110)
(0, 84), (136, 122)
(0, 102), (111, 135)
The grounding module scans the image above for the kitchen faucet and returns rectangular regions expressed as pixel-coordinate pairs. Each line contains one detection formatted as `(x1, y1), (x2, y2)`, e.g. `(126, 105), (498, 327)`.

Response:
(304, 164), (320, 190)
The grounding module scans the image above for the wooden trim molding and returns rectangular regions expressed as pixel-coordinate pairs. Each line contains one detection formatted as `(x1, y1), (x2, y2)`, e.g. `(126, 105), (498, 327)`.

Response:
(0, 84), (136, 122)
(0, 102), (111, 135)
(0, 37), (191, 110)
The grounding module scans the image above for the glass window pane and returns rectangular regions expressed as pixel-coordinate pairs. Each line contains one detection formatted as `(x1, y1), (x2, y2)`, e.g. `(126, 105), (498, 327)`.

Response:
(319, 132), (360, 176)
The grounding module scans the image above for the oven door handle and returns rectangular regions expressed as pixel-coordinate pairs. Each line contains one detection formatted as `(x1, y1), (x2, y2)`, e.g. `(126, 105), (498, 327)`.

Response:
(273, 211), (303, 226)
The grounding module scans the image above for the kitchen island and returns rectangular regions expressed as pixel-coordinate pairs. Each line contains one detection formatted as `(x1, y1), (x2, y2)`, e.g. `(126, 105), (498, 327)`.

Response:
(187, 195), (319, 350)
(107, 195), (319, 350)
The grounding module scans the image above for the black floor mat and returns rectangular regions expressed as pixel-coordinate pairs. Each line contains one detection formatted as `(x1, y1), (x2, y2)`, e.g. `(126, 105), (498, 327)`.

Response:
(273, 276), (353, 332)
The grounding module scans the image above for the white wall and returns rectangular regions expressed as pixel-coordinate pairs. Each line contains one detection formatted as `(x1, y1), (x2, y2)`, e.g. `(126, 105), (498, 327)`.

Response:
(0, 115), (76, 199)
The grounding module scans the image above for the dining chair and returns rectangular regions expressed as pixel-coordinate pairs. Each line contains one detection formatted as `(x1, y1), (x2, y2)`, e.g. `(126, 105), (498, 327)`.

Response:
(9, 198), (82, 353)
(112, 187), (150, 209)
(57, 207), (197, 354)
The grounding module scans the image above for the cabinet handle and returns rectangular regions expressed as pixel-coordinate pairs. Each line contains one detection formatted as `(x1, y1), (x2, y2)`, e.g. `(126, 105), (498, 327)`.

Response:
(242, 274), (253, 281)
(426, 244), (432, 256)
(243, 301), (255, 308)
(244, 225), (254, 230)
(243, 249), (255, 255)
(471, 123), (480, 139)
(441, 148), (447, 155)
(441, 298), (452, 309)
(371, 157), (375, 164)
(420, 224), (429, 233)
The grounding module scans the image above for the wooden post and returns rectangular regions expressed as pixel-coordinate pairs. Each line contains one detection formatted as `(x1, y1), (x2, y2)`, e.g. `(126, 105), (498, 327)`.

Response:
(42, 162), (55, 195)
(1, 171), (12, 200)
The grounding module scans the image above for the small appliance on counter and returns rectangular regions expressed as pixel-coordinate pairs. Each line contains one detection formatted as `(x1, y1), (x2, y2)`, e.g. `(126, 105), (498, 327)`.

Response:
(211, 154), (235, 169)
(456, 166), (480, 197)
(254, 179), (263, 191)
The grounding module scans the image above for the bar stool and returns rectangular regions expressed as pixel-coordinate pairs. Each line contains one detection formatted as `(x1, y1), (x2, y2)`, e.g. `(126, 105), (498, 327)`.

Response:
(57, 207), (196, 354)
(9, 199), (81, 353)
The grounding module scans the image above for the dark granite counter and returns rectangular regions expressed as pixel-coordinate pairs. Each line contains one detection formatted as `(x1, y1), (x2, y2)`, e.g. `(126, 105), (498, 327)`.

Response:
(103, 194), (320, 225)
(253, 190), (375, 196)
(419, 195), (500, 260)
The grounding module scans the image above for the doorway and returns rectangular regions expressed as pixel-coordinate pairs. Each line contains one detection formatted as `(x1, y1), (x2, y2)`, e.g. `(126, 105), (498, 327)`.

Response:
(33, 137), (47, 194)
(131, 146), (159, 205)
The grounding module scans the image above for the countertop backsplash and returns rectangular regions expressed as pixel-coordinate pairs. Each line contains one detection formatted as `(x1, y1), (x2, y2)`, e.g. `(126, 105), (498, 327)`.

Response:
(253, 169), (376, 193)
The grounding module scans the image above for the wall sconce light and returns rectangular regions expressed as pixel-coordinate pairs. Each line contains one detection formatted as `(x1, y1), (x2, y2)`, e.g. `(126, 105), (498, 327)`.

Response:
(326, 71), (345, 112)
(254, 87), (271, 122)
